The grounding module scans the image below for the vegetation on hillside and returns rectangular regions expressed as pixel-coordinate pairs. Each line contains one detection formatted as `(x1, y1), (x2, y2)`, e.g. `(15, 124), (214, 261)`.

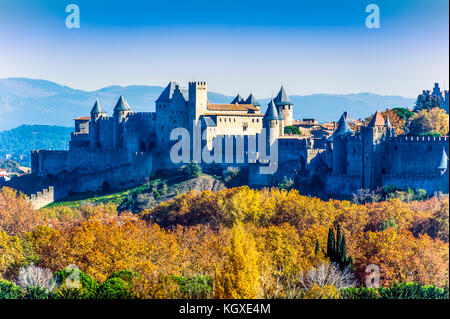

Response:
(0, 125), (72, 166)
(0, 185), (448, 299)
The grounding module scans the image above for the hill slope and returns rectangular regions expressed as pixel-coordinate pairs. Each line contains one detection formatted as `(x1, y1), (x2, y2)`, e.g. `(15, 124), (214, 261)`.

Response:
(0, 78), (415, 130)
(0, 125), (73, 166)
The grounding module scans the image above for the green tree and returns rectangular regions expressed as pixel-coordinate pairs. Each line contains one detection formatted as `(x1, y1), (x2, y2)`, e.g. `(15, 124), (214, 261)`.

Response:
(326, 228), (335, 260)
(315, 239), (320, 255)
(284, 125), (301, 135)
(188, 161), (202, 178)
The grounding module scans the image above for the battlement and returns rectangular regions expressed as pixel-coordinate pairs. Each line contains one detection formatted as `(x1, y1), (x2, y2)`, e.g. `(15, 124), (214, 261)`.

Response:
(32, 150), (69, 155)
(128, 112), (156, 120)
(28, 186), (54, 209)
(189, 81), (207, 87)
(388, 136), (449, 143)
(383, 173), (440, 179)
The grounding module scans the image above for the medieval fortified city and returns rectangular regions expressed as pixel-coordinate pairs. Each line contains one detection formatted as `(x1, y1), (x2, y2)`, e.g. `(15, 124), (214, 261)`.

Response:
(7, 81), (449, 208)
(0, 0), (449, 305)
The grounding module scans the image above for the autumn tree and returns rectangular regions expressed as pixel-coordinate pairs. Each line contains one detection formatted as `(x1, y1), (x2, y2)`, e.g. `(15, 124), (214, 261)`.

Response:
(215, 223), (260, 298)
(0, 187), (43, 236)
(409, 107), (449, 136)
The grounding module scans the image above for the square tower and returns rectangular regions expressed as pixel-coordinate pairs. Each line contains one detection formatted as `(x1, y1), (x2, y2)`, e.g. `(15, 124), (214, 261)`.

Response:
(188, 81), (208, 122)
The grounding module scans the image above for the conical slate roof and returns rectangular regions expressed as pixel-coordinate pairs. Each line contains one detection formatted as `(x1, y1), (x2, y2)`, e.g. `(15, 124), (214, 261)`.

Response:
(90, 99), (105, 114)
(231, 94), (244, 104)
(245, 93), (260, 106)
(385, 114), (392, 127)
(368, 111), (385, 127)
(114, 95), (131, 112)
(156, 81), (187, 103)
(334, 113), (353, 137)
(274, 86), (292, 106)
(337, 111), (348, 125)
(264, 99), (281, 121)
(437, 147), (449, 170)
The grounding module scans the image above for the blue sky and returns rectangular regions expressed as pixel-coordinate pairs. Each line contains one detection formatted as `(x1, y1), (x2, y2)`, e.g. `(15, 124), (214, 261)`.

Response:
(0, 0), (448, 97)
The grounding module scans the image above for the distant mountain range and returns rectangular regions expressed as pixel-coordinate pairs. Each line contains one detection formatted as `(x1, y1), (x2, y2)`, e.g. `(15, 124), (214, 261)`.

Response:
(0, 77), (416, 131)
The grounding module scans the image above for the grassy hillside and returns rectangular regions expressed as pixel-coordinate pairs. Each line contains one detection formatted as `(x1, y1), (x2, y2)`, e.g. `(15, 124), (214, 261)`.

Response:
(0, 125), (72, 166)
(46, 172), (225, 213)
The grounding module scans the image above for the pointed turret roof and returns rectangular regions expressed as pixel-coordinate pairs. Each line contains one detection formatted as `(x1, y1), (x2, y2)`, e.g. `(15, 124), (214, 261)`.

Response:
(244, 93), (260, 107)
(337, 111), (348, 125)
(114, 95), (132, 112)
(264, 99), (281, 121)
(274, 86), (292, 106)
(90, 99), (105, 114)
(385, 114), (392, 127)
(368, 111), (385, 127)
(334, 111), (353, 137)
(231, 94), (244, 104)
(156, 81), (187, 103)
(437, 147), (448, 170)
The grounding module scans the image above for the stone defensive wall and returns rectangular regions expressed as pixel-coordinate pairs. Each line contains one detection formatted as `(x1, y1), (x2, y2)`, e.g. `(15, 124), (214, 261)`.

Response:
(28, 186), (54, 209)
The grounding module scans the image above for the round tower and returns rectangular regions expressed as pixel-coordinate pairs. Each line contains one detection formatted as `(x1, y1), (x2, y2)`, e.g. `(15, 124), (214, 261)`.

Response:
(274, 86), (293, 126)
(263, 99), (281, 148)
(90, 98), (106, 121)
(113, 95), (132, 122)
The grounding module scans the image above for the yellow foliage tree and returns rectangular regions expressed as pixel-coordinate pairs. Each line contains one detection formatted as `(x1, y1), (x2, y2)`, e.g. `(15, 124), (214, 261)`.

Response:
(215, 223), (260, 298)
(0, 187), (43, 236)
(409, 107), (449, 136)
(0, 231), (24, 278)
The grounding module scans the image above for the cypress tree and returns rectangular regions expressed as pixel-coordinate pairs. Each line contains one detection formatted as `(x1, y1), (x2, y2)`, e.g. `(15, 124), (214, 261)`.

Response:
(336, 224), (342, 259)
(315, 239), (320, 255)
(327, 228), (335, 260)
(341, 234), (347, 265)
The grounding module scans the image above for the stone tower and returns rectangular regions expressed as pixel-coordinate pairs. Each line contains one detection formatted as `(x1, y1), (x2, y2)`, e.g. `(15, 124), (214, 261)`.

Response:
(331, 111), (353, 174)
(274, 86), (293, 126)
(90, 98), (106, 121)
(360, 111), (395, 188)
(263, 99), (282, 149)
(188, 81), (208, 124)
(89, 99), (106, 149)
(113, 95), (132, 149)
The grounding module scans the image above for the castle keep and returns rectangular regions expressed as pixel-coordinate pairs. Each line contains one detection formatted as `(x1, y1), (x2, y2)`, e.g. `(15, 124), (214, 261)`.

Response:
(29, 81), (449, 201)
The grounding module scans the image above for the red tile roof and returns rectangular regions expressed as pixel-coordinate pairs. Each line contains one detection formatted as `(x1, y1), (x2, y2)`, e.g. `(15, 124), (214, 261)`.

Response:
(207, 103), (259, 112)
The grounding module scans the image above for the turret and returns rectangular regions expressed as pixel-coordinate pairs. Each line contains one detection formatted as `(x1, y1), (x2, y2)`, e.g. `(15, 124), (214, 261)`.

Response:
(244, 93), (261, 107)
(437, 147), (448, 175)
(263, 99), (281, 147)
(274, 86), (293, 126)
(90, 98), (106, 121)
(231, 94), (244, 104)
(330, 111), (353, 175)
(113, 95), (132, 121)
